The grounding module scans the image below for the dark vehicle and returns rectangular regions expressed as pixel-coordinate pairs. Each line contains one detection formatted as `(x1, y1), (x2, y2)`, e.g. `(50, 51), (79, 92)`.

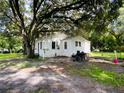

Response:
(72, 51), (89, 62)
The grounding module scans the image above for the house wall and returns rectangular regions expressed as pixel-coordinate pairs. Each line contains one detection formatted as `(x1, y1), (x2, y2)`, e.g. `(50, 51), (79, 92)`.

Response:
(35, 33), (91, 57)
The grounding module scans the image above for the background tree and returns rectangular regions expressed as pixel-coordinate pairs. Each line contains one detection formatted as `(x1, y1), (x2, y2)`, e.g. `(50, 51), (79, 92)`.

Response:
(5, 32), (22, 53)
(85, 4), (124, 52)
(0, 0), (10, 32)
(0, 33), (8, 53)
(109, 5), (124, 46)
(0, 32), (22, 53)
(90, 32), (117, 51)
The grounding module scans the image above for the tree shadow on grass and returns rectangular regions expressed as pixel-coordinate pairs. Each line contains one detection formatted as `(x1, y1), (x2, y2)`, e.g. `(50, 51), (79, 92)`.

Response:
(0, 63), (71, 93)
(0, 58), (46, 70)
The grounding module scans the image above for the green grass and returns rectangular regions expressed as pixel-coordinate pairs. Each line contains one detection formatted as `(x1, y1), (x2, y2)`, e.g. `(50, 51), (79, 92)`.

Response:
(0, 59), (45, 69)
(90, 52), (124, 60)
(16, 61), (34, 68)
(0, 53), (48, 61)
(67, 64), (124, 87)
(0, 61), (33, 69)
(0, 53), (24, 60)
(0, 53), (47, 69)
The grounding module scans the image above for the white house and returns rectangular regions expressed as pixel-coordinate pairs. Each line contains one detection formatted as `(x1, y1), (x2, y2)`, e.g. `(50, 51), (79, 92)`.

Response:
(35, 32), (91, 57)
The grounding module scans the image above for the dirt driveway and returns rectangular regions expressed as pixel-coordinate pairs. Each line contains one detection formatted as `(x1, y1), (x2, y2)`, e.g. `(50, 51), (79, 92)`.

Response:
(0, 58), (123, 93)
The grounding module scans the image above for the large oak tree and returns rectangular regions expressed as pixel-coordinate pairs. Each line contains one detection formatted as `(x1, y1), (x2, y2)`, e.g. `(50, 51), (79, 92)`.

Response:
(0, 0), (123, 58)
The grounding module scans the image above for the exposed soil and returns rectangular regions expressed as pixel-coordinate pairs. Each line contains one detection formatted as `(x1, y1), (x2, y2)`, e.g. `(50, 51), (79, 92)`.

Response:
(0, 57), (124, 93)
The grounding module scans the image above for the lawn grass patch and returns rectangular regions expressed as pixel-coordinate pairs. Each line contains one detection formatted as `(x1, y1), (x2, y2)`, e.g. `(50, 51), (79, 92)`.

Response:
(0, 62), (16, 69)
(87, 66), (124, 87)
(15, 61), (33, 69)
(0, 60), (45, 69)
(0, 53), (24, 60)
(0, 60), (46, 69)
(91, 52), (124, 60)
(0, 61), (33, 69)
(0, 54), (47, 69)
(66, 64), (124, 87)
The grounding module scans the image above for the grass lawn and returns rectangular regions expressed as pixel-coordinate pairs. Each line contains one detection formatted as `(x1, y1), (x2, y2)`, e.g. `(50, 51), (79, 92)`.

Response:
(66, 64), (124, 87)
(90, 52), (124, 60)
(0, 53), (45, 69)
(0, 53), (24, 60)
(0, 60), (42, 69)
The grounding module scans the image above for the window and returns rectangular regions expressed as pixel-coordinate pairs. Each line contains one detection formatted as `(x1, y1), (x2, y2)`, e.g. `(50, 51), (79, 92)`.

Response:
(75, 41), (78, 47)
(40, 42), (42, 49)
(52, 41), (55, 49)
(75, 41), (81, 47)
(64, 42), (67, 49)
(79, 42), (81, 47)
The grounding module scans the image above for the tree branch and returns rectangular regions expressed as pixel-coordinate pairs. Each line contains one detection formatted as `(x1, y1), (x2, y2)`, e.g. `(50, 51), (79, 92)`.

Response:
(28, 0), (45, 34)
(40, 0), (85, 21)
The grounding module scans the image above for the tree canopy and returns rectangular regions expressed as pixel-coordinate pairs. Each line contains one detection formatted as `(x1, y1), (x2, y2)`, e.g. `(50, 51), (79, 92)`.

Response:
(90, 5), (124, 52)
(0, 0), (123, 57)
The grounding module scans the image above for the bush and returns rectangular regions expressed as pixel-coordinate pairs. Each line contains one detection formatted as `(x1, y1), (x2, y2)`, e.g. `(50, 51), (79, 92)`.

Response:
(118, 46), (124, 52)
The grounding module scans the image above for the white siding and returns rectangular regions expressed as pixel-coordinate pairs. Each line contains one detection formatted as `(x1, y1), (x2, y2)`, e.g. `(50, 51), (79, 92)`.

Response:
(35, 32), (91, 57)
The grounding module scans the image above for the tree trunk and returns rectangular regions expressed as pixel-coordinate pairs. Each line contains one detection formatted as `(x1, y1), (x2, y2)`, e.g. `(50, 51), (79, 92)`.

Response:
(23, 41), (27, 55)
(23, 36), (35, 58)
(8, 48), (12, 53)
(1, 48), (4, 53)
(26, 44), (35, 58)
